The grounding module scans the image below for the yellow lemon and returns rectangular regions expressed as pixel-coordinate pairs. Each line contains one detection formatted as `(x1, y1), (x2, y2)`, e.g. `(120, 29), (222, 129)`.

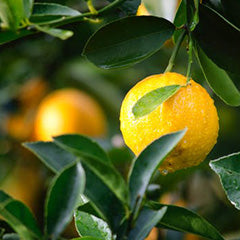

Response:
(120, 72), (219, 173)
(137, 3), (150, 16)
(34, 88), (107, 141)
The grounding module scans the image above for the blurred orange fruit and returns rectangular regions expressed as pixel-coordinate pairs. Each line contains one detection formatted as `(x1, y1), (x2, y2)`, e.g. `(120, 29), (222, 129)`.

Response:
(137, 3), (150, 16)
(34, 88), (107, 141)
(145, 227), (159, 240)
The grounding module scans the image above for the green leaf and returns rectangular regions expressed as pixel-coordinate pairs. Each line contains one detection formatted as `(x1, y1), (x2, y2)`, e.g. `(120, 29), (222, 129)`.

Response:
(195, 45), (240, 106)
(221, 0), (240, 28)
(32, 3), (80, 17)
(0, 0), (24, 30)
(128, 206), (167, 240)
(75, 206), (111, 239)
(107, 0), (141, 15)
(53, 134), (111, 164)
(23, 141), (76, 173)
(83, 16), (175, 69)
(72, 237), (103, 240)
(0, 29), (32, 45)
(45, 163), (85, 240)
(210, 152), (240, 210)
(34, 25), (73, 40)
(129, 129), (186, 210)
(23, 0), (33, 18)
(3, 234), (20, 240)
(77, 200), (102, 219)
(132, 85), (181, 119)
(0, 191), (42, 240)
(147, 201), (224, 240)
(54, 135), (129, 205)
(194, 4), (240, 75)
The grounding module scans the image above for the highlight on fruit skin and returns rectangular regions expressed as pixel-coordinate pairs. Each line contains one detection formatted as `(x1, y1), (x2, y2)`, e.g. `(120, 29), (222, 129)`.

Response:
(120, 72), (219, 173)
(34, 88), (107, 141)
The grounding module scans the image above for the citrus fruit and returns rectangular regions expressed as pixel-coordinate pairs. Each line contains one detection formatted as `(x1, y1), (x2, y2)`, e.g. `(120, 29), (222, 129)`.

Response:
(34, 88), (107, 141)
(137, 3), (150, 16)
(120, 72), (219, 173)
(145, 227), (158, 240)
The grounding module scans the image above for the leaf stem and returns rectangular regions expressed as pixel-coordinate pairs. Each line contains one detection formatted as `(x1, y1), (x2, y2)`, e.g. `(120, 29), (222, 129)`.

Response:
(164, 30), (186, 73)
(186, 33), (193, 83)
(86, 0), (98, 15)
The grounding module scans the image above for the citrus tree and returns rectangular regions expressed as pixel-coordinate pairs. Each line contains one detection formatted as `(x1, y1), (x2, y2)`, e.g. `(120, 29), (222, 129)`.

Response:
(0, 0), (240, 240)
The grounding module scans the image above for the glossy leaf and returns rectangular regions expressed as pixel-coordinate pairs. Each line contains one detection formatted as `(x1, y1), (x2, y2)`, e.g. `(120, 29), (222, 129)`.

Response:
(128, 206), (167, 240)
(132, 85), (181, 119)
(53, 134), (110, 164)
(75, 207), (111, 239)
(83, 16), (175, 69)
(45, 163), (85, 240)
(210, 152), (240, 210)
(54, 135), (129, 205)
(195, 45), (240, 106)
(147, 202), (224, 240)
(0, 0), (24, 30)
(32, 3), (80, 17)
(23, 141), (76, 173)
(24, 140), (126, 232)
(129, 129), (186, 210)
(35, 25), (73, 40)
(0, 191), (42, 240)
(194, 4), (240, 75)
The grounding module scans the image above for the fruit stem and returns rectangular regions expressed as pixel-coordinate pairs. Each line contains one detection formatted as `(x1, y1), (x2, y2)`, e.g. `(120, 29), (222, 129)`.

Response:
(186, 33), (193, 83)
(164, 30), (186, 73)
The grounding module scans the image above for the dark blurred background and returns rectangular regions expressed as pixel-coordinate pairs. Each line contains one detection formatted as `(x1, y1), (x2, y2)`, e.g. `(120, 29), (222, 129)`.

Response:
(0, 0), (240, 239)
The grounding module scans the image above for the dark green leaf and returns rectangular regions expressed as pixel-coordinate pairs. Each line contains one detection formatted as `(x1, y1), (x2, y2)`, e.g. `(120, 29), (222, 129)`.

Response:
(77, 201), (102, 219)
(221, 0), (240, 28)
(129, 129), (186, 210)
(0, 29), (32, 45)
(0, 0), (24, 30)
(147, 201), (224, 240)
(195, 45), (240, 106)
(132, 85), (181, 119)
(108, 0), (141, 15)
(210, 152), (240, 210)
(83, 16), (175, 69)
(45, 163), (85, 240)
(128, 206), (167, 240)
(72, 237), (103, 240)
(54, 135), (129, 205)
(75, 198), (111, 240)
(53, 134), (110, 164)
(32, 3), (80, 17)
(3, 233), (20, 240)
(34, 25), (73, 40)
(23, 141), (76, 173)
(0, 191), (42, 240)
(194, 4), (240, 75)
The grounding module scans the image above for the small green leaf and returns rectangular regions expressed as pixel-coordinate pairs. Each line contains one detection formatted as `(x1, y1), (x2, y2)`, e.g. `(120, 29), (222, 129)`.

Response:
(195, 45), (240, 106)
(132, 85), (181, 119)
(45, 163), (85, 240)
(83, 16), (175, 69)
(147, 201), (224, 240)
(23, 141), (76, 173)
(32, 3), (80, 17)
(23, 0), (33, 18)
(53, 134), (111, 164)
(54, 136), (129, 206)
(75, 206), (111, 239)
(128, 206), (167, 240)
(35, 25), (73, 40)
(210, 152), (240, 210)
(0, 191), (42, 240)
(129, 129), (186, 210)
